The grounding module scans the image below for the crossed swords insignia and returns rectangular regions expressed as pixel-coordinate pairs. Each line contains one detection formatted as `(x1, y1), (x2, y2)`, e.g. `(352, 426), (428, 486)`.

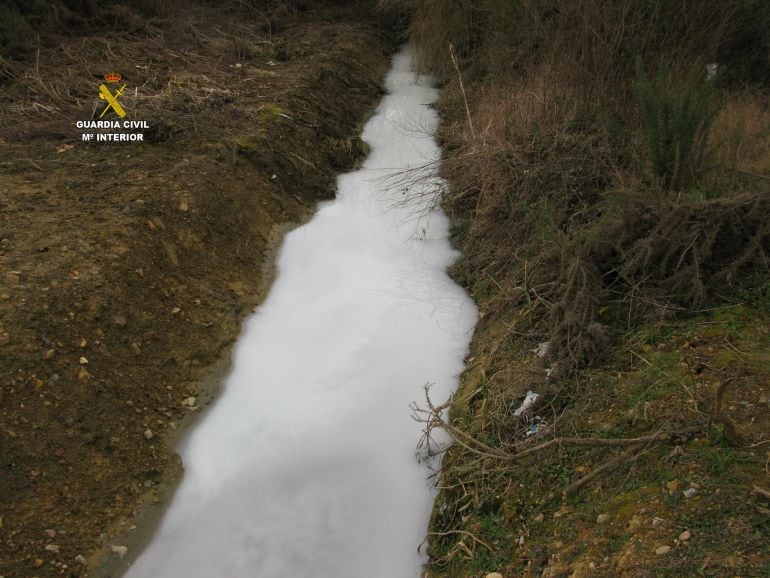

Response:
(99, 83), (127, 119)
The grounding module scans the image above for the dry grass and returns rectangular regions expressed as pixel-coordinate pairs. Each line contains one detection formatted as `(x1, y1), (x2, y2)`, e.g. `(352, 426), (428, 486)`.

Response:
(710, 94), (770, 177)
(393, 0), (770, 367)
(0, 5), (280, 142)
(374, 2), (770, 575)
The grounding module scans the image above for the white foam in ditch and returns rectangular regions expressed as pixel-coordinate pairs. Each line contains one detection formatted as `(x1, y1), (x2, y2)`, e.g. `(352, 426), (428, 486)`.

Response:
(125, 46), (477, 578)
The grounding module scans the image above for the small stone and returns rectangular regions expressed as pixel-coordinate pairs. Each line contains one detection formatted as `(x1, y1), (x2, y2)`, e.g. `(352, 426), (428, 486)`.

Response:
(130, 342), (142, 355)
(110, 545), (128, 558)
(683, 488), (697, 499)
(42, 349), (55, 360)
(113, 315), (127, 327)
(652, 516), (664, 527)
(518, 535), (524, 546)
(655, 545), (671, 556)
(34, 558), (44, 567)
(485, 574), (504, 578)
(78, 356), (88, 365)
(229, 281), (248, 296)
(666, 480), (680, 492)
(589, 562), (597, 570)
(626, 515), (643, 533)
(679, 530), (691, 542)
(44, 544), (60, 554)
(144, 429), (154, 440)
(183, 396), (196, 408)
(534, 513), (544, 523)
(179, 202), (189, 212)
(79, 338), (87, 348)
(43, 528), (57, 539)
(596, 514), (611, 524)
(75, 555), (87, 565)
(171, 307), (181, 314)
(0, 333), (9, 347)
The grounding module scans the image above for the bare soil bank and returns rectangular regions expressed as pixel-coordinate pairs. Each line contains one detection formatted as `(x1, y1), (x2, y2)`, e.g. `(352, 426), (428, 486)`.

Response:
(0, 3), (393, 576)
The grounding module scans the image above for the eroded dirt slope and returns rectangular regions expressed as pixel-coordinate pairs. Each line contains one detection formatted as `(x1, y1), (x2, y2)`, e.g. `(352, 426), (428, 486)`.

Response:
(0, 3), (393, 576)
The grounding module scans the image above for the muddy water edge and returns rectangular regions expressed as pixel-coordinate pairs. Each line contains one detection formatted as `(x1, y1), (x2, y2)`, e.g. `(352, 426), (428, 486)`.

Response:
(0, 4), (397, 577)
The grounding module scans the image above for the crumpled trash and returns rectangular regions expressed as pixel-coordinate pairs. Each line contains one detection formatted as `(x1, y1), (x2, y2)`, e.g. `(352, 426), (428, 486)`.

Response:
(513, 390), (540, 418)
(533, 341), (550, 358)
(526, 416), (548, 437)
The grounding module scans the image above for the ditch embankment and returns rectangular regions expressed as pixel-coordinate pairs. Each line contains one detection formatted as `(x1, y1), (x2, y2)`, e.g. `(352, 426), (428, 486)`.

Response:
(0, 2), (396, 575)
(375, 1), (770, 576)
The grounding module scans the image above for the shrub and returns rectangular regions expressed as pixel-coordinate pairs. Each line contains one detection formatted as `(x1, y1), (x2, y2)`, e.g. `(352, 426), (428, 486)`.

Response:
(408, 0), (770, 368)
(633, 59), (719, 191)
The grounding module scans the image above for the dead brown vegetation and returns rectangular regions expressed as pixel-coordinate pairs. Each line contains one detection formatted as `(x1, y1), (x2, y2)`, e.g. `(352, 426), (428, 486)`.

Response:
(372, 1), (770, 575)
(388, 0), (770, 366)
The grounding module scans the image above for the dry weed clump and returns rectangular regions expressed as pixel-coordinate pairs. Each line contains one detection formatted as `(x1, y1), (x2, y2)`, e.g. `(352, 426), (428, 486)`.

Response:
(397, 0), (770, 368)
(611, 190), (770, 304)
(436, 73), (616, 365)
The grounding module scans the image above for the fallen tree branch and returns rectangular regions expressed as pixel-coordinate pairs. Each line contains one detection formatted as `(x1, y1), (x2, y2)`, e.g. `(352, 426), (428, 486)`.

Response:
(507, 429), (696, 463)
(413, 383), (699, 464)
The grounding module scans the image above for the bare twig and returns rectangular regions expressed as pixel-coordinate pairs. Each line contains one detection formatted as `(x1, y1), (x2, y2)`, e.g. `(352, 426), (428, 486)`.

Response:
(420, 530), (494, 553)
(562, 445), (646, 500)
(752, 486), (770, 501)
(507, 430), (692, 462)
(449, 43), (475, 140)
(26, 159), (44, 171)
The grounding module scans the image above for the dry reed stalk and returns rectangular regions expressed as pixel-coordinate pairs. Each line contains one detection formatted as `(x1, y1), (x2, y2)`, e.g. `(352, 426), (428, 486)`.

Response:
(449, 43), (475, 140)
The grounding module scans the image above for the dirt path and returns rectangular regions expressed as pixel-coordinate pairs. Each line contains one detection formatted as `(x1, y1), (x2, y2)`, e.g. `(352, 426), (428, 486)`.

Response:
(0, 4), (394, 576)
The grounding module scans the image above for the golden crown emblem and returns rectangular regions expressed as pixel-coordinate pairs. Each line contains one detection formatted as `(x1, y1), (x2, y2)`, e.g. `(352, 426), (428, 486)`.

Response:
(104, 73), (122, 83)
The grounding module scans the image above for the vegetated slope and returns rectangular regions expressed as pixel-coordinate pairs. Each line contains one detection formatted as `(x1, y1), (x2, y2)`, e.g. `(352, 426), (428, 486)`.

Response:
(0, 2), (395, 576)
(380, 1), (770, 576)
